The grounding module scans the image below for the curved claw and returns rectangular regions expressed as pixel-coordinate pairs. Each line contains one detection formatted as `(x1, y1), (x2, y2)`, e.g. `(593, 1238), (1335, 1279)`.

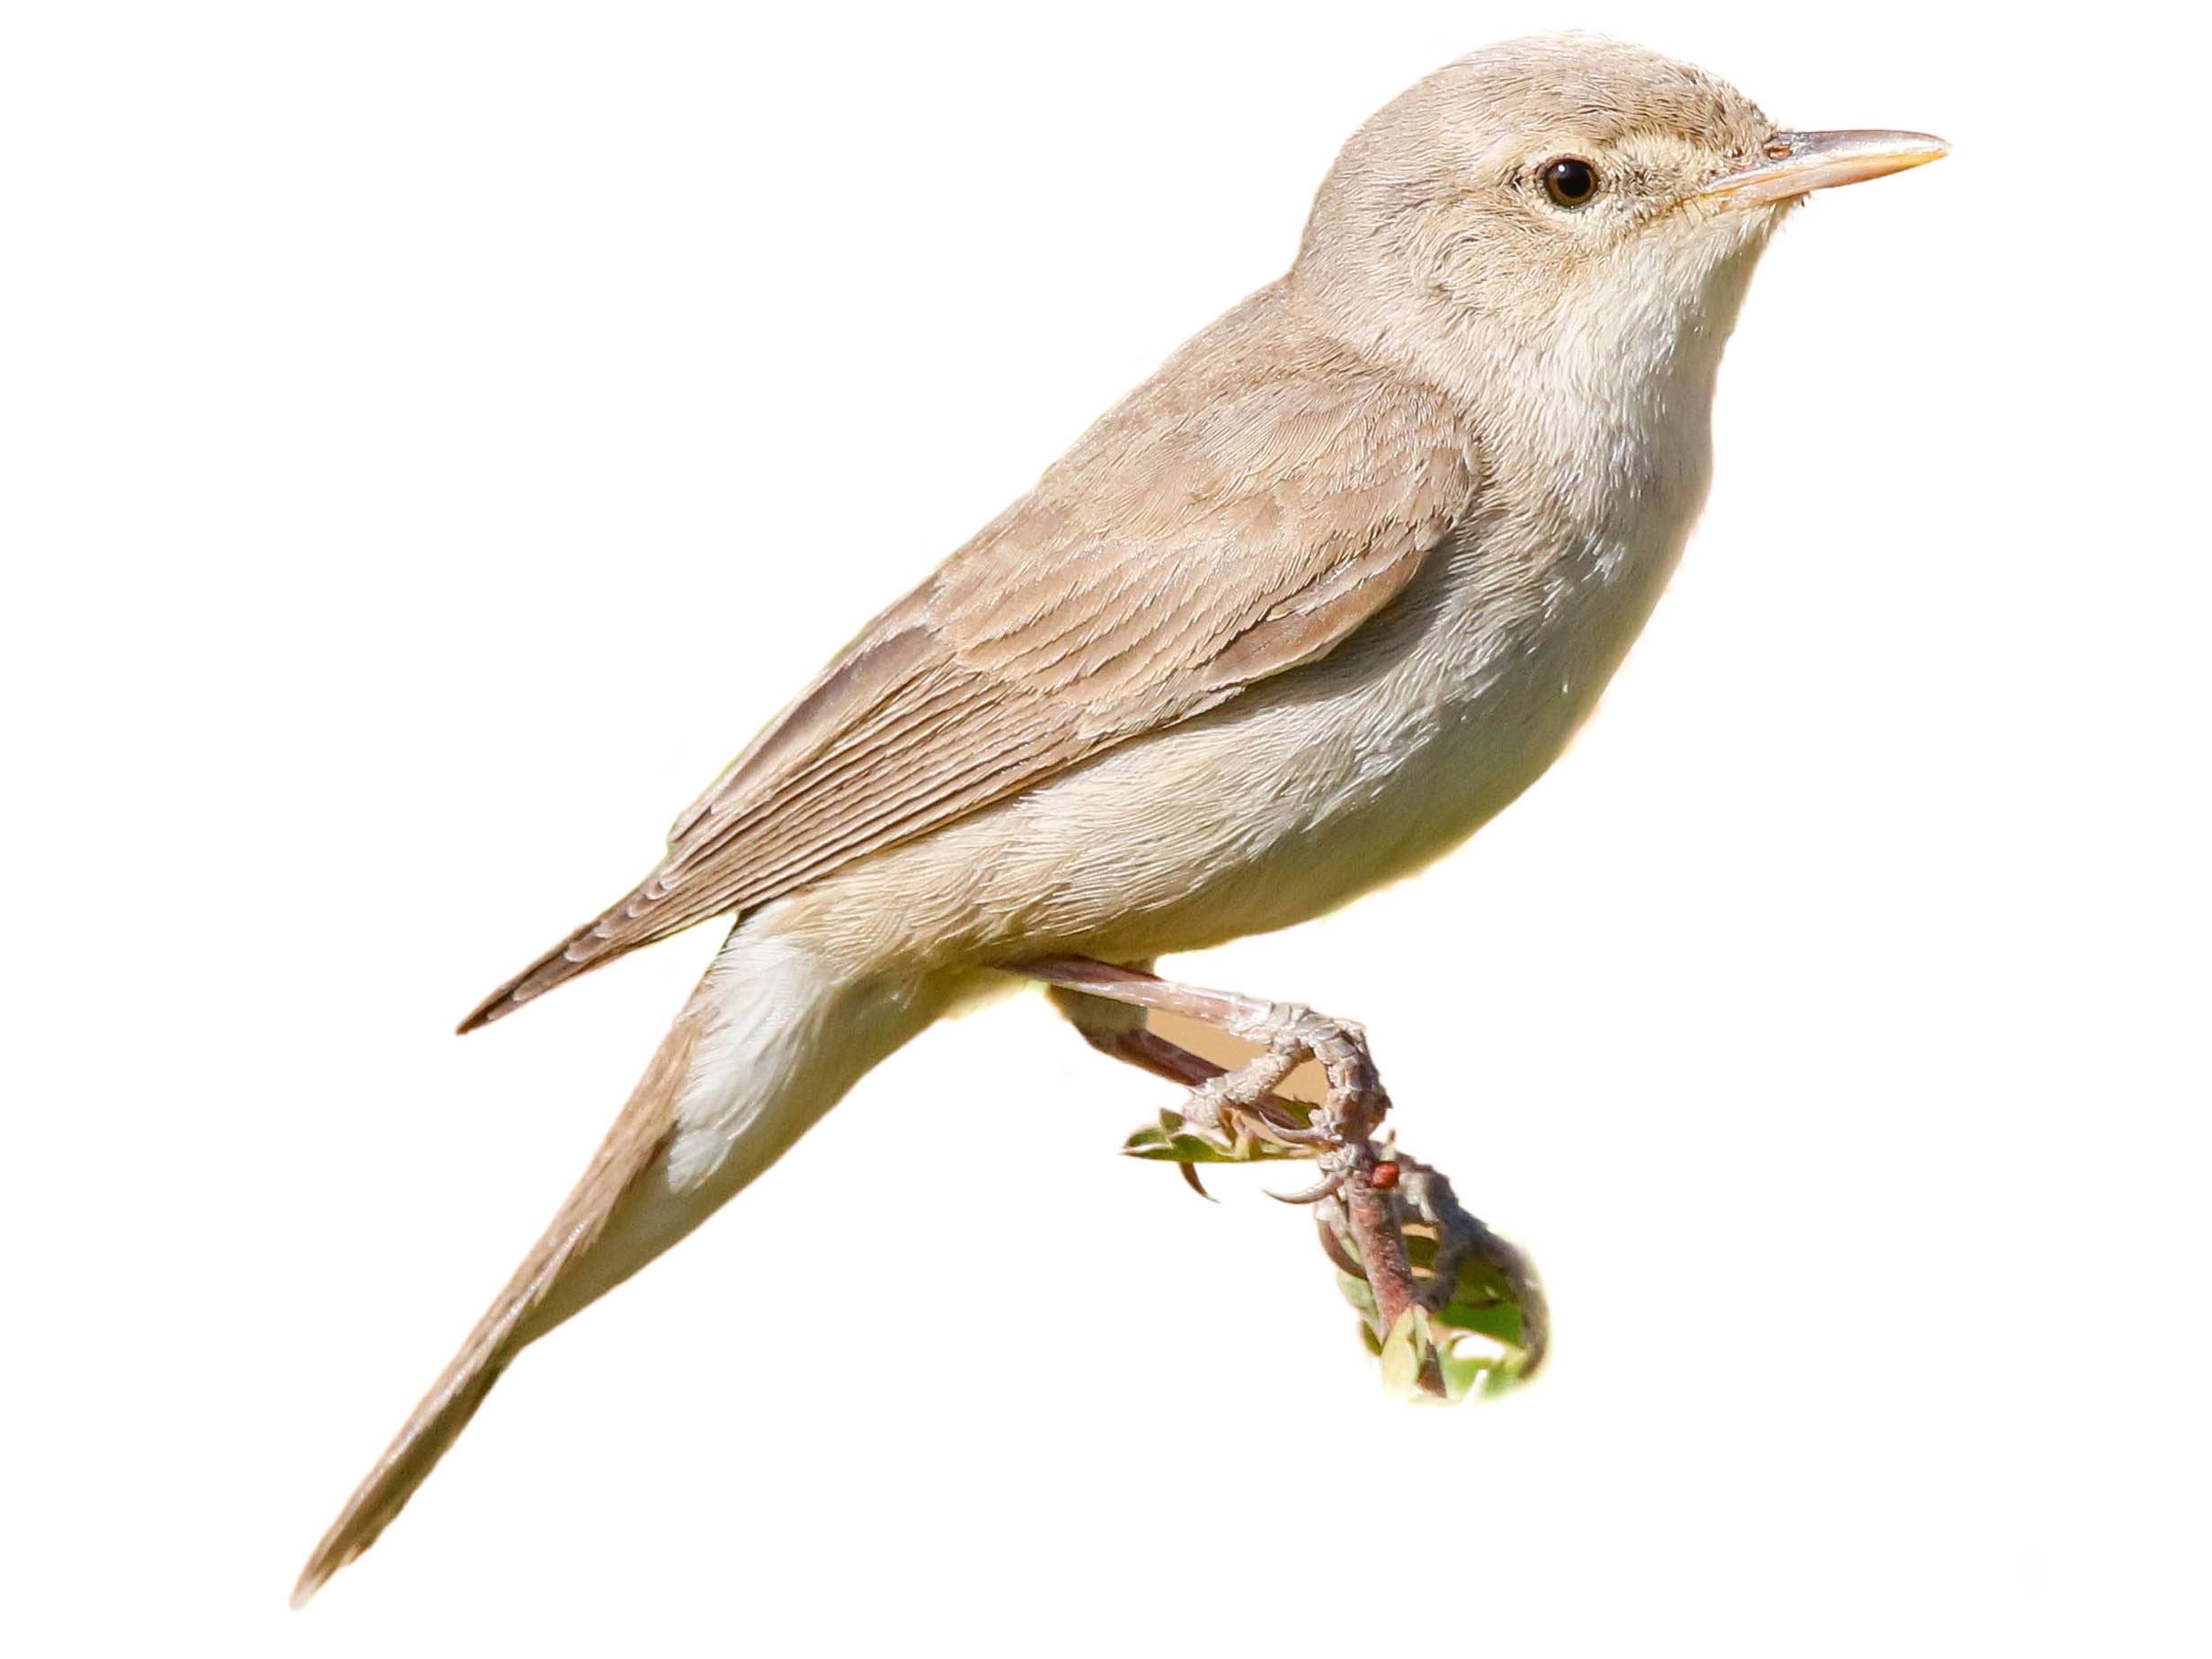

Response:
(1266, 1163), (1352, 1206)
(1247, 1100), (1333, 1145)
(1178, 1161), (1216, 1202)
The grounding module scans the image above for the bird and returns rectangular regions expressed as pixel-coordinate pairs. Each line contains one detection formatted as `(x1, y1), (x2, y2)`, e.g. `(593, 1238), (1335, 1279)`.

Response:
(293, 32), (1945, 1604)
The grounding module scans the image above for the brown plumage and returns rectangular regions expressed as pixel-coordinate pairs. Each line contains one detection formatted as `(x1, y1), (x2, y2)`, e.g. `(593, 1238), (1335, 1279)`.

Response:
(460, 303), (1477, 1030)
(298, 32), (1943, 1605)
(294, 997), (704, 1605)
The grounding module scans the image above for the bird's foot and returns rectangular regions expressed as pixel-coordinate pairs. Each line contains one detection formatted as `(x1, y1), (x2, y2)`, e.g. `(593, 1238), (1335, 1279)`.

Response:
(1025, 957), (1397, 1167)
(1171, 1003), (1391, 1202)
(1022, 953), (1543, 1401)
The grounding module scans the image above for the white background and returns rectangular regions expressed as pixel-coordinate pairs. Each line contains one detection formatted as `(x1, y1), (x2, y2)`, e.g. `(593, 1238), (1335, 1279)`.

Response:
(4, 2), (2206, 1653)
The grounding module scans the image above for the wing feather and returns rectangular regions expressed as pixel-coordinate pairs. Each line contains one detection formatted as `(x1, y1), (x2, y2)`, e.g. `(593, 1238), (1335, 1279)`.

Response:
(459, 289), (1480, 1030)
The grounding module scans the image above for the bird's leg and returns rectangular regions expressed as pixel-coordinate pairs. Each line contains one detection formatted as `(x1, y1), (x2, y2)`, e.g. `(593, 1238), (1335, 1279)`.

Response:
(1048, 970), (1325, 1198)
(1046, 969), (1326, 1144)
(1027, 955), (1381, 1160)
(1016, 954), (1418, 1332)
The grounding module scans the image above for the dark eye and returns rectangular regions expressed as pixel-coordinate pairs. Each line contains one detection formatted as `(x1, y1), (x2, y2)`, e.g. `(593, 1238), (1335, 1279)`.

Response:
(1541, 156), (1599, 208)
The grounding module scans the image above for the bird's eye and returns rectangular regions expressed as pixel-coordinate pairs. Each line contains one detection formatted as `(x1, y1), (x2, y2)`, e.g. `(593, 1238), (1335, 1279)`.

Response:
(1541, 156), (1599, 208)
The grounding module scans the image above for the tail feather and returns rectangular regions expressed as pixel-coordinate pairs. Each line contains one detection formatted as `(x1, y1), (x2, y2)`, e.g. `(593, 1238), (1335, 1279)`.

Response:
(298, 924), (951, 1607)
(290, 1006), (702, 1607)
(455, 897), (653, 1034)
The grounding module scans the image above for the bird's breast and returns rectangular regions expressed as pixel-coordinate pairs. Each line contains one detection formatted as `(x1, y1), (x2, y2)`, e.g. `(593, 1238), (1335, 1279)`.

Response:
(1327, 445), (1705, 876)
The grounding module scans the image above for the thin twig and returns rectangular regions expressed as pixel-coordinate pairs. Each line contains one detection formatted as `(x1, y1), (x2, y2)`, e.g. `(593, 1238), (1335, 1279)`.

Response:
(1344, 1163), (1419, 1334)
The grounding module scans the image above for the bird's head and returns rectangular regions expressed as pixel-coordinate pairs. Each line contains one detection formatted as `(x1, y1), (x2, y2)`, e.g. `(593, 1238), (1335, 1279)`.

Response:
(1293, 34), (1945, 393)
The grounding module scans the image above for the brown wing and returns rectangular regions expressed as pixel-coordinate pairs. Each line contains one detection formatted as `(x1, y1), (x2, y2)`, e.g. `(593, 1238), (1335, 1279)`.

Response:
(460, 294), (1479, 1030)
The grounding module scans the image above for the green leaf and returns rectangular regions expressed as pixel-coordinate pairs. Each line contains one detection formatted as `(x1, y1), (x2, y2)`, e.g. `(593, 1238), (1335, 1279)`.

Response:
(1120, 1111), (1311, 1164)
(1336, 1271), (1378, 1319)
(1435, 1342), (1488, 1403)
(1435, 1297), (1522, 1347)
(1376, 1309), (1430, 1397)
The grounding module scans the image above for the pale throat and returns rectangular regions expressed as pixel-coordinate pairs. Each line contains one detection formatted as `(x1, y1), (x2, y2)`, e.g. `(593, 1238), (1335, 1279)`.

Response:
(1496, 226), (1772, 583)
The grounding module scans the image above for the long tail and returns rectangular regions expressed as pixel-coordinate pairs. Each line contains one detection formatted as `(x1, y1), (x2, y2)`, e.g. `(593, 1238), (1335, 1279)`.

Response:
(293, 926), (946, 1607)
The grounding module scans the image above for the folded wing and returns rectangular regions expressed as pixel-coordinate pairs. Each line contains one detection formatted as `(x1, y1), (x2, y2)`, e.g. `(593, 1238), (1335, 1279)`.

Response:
(460, 304), (1480, 1030)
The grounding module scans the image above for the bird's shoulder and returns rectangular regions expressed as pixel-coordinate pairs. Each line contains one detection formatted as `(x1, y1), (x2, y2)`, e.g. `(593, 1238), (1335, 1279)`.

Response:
(925, 282), (1485, 696)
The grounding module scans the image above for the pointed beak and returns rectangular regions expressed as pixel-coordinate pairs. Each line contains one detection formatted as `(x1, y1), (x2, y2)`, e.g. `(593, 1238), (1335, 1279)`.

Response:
(1693, 129), (1949, 210)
